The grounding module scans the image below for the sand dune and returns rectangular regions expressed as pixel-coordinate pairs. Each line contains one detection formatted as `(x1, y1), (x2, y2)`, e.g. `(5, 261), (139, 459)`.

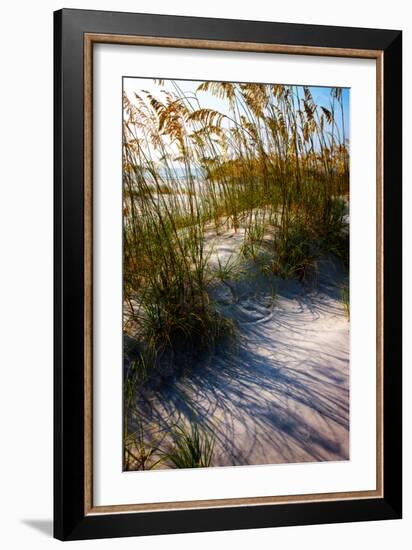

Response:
(128, 229), (349, 468)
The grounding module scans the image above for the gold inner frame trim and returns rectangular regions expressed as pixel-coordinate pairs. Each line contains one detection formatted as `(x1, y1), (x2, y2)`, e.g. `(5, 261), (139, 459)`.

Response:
(84, 32), (384, 515)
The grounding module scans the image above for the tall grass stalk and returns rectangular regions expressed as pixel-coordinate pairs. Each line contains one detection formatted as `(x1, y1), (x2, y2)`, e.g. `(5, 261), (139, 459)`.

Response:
(123, 80), (349, 384)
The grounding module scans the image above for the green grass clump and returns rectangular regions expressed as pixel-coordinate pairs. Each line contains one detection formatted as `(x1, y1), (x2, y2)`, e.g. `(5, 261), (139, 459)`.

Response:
(163, 421), (215, 469)
(123, 417), (216, 470)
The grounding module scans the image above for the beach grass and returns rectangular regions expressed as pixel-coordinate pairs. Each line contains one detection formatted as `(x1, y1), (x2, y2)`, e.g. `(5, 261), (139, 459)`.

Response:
(122, 80), (349, 469)
(162, 421), (215, 469)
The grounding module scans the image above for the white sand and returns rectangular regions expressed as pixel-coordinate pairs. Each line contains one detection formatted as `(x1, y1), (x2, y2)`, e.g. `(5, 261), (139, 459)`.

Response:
(131, 228), (349, 467)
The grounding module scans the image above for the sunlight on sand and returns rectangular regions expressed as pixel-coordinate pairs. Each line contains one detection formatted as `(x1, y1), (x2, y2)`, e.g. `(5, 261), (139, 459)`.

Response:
(128, 228), (349, 468)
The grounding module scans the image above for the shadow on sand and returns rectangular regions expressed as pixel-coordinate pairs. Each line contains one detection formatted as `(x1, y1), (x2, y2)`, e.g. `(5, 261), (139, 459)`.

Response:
(128, 256), (349, 468)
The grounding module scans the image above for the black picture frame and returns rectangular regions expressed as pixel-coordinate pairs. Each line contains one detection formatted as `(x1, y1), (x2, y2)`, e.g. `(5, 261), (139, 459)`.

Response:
(54, 8), (402, 541)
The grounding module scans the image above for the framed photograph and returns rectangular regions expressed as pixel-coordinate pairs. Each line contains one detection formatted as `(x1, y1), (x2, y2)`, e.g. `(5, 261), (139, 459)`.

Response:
(54, 8), (402, 541)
